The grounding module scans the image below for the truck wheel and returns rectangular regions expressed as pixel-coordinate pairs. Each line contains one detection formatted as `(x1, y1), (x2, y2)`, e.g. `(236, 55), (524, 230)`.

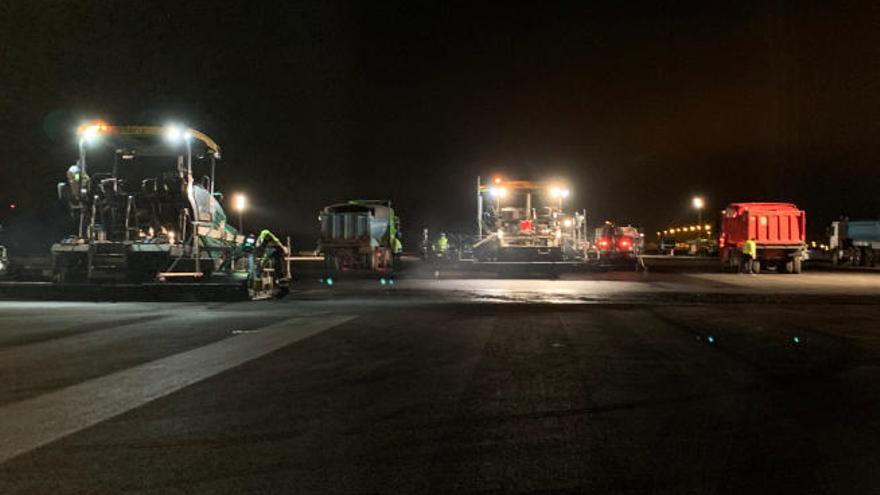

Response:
(793, 258), (802, 274)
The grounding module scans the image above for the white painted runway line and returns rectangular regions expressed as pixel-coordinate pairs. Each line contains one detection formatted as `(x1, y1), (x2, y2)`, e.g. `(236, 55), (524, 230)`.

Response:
(0, 314), (355, 464)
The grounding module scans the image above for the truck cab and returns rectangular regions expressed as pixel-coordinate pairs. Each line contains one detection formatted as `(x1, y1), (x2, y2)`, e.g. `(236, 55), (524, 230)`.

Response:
(828, 219), (880, 266)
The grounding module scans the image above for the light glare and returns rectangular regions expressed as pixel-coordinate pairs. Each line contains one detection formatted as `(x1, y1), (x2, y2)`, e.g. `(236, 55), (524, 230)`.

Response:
(233, 193), (247, 212)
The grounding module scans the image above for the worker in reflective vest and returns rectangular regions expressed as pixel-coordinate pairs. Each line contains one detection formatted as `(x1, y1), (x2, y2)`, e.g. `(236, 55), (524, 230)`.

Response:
(743, 239), (757, 273)
(437, 233), (449, 254)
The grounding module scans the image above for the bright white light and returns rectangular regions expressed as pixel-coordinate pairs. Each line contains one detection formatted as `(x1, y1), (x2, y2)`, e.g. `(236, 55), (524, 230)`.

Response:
(692, 196), (704, 209)
(562, 219), (573, 228)
(81, 127), (100, 143)
(233, 193), (247, 212)
(489, 187), (507, 198)
(550, 187), (571, 199)
(78, 122), (107, 144)
(164, 125), (184, 143)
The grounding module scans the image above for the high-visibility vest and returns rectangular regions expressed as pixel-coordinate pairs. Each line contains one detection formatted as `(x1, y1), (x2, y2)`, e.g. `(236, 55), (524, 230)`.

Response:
(744, 240), (757, 258)
(438, 236), (449, 251)
(393, 238), (402, 254)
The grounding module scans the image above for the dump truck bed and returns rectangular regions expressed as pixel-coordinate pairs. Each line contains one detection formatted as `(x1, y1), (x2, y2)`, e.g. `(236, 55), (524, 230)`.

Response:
(722, 202), (805, 247)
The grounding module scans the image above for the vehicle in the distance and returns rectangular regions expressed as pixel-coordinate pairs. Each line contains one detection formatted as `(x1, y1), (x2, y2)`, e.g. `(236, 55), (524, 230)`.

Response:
(591, 223), (643, 263)
(827, 219), (880, 267)
(318, 200), (399, 273)
(473, 177), (586, 262)
(719, 202), (807, 273)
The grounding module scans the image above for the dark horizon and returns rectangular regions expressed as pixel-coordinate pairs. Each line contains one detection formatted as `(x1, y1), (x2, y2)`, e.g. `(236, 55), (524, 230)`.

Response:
(2, 1), (879, 249)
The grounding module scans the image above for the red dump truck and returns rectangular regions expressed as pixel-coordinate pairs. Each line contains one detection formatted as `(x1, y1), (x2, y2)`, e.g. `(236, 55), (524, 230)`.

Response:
(719, 202), (807, 274)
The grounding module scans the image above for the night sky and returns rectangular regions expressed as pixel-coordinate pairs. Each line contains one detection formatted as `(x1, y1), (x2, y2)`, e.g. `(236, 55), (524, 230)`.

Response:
(2, 1), (879, 249)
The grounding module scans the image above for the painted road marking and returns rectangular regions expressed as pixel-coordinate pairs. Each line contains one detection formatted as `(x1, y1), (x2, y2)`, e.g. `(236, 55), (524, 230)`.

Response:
(0, 315), (355, 464)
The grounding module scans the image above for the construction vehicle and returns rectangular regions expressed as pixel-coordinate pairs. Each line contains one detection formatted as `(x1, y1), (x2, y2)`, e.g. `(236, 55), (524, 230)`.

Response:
(590, 223), (643, 263)
(318, 200), (399, 273)
(719, 202), (807, 274)
(50, 121), (287, 299)
(828, 219), (880, 267)
(473, 177), (586, 262)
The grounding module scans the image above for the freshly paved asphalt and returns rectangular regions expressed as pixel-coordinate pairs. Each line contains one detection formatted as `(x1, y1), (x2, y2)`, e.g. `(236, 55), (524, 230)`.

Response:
(1, 272), (879, 493)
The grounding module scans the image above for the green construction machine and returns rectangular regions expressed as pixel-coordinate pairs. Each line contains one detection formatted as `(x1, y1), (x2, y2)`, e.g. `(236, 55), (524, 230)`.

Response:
(51, 121), (288, 299)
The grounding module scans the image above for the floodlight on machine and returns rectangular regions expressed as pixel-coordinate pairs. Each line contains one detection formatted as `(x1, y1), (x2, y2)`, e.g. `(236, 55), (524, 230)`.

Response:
(550, 187), (570, 199)
(164, 124), (192, 143)
(77, 121), (108, 144)
(489, 187), (507, 198)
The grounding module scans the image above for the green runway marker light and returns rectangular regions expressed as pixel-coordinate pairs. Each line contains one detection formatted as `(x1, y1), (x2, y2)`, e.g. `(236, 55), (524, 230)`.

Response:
(380, 278), (387, 285)
(389, 279), (395, 285)
(793, 336), (800, 344)
(706, 336), (715, 344)
(326, 277), (334, 286)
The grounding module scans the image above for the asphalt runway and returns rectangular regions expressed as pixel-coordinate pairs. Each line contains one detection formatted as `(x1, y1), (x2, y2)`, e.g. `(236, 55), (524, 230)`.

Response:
(1, 272), (879, 493)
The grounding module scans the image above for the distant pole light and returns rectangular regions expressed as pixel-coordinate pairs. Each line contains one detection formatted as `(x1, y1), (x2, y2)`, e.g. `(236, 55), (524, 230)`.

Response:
(692, 196), (705, 225)
(8, 202), (16, 209)
(233, 193), (247, 233)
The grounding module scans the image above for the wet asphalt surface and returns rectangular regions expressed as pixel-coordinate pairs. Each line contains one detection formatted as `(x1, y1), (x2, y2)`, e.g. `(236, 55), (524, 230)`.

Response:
(1, 272), (879, 494)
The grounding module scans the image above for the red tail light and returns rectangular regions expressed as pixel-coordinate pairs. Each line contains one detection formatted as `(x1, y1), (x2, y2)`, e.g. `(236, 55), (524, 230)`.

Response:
(597, 237), (611, 250)
(617, 237), (632, 250)
(519, 220), (533, 233)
